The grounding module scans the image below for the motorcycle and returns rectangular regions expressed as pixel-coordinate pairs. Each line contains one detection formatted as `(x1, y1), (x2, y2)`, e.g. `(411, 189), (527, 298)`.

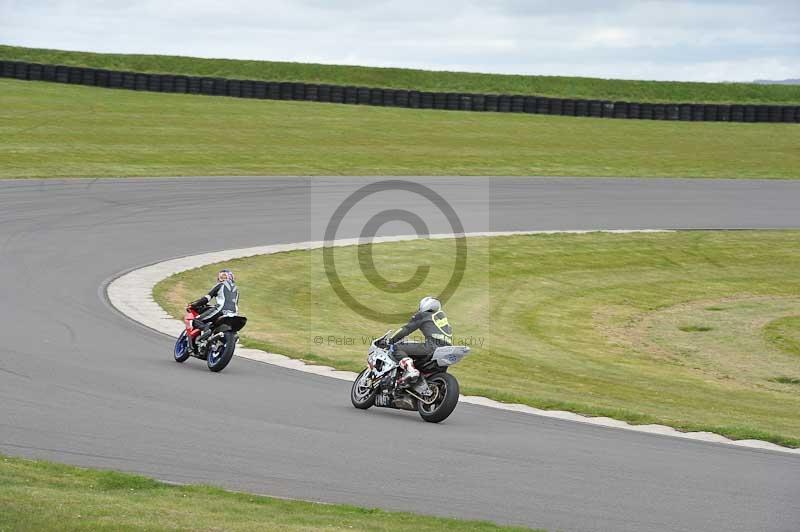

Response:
(173, 305), (247, 372)
(350, 331), (470, 423)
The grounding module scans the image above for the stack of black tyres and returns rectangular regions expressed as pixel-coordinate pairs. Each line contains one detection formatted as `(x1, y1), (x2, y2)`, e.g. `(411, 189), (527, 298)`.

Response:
(266, 82), (279, 99)
(343, 86), (356, 104)
(28, 63), (42, 81)
(498, 95), (511, 112)
(329, 85), (344, 104)
(1, 60), (799, 123)
(14, 62), (27, 80)
(226, 79), (240, 98)
(667, 105), (680, 120)
(394, 90), (408, 107)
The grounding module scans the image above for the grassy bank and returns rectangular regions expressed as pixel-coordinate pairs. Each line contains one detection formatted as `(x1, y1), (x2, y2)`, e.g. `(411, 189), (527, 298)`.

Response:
(2, 79), (799, 179)
(0, 454), (535, 531)
(3, 44), (800, 105)
(155, 231), (800, 447)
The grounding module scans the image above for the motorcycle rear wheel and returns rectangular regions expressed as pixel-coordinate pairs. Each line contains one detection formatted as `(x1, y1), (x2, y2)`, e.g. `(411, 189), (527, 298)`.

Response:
(351, 369), (377, 409)
(207, 332), (236, 372)
(417, 373), (459, 423)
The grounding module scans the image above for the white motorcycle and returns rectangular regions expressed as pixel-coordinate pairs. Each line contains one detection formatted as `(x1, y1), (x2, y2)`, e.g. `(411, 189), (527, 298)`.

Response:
(350, 331), (470, 423)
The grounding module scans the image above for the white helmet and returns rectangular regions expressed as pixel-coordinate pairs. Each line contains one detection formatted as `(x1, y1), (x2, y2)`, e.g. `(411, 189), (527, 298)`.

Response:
(419, 296), (441, 313)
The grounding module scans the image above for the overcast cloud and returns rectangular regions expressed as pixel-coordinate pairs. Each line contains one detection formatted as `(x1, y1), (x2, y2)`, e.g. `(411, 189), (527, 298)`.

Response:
(1, 1), (798, 82)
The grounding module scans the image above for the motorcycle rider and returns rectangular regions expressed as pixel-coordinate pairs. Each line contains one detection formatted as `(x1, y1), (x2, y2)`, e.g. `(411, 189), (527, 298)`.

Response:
(187, 268), (239, 354)
(387, 296), (452, 386)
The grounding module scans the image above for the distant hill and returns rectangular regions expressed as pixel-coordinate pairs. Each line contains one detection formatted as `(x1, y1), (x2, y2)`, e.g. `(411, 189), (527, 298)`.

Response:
(3, 44), (800, 105)
(753, 79), (800, 85)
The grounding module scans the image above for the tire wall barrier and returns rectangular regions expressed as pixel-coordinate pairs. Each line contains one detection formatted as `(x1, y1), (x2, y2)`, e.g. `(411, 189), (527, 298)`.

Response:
(1, 60), (798, 123)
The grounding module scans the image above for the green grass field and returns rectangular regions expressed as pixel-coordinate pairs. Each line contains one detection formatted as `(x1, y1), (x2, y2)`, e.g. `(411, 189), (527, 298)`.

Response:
(2, 79), (799, 179)
(764, 316), (800, 356)
(0, 454), (536, 531)
(3, 44), (800, 105)
(155, 231), (800, 447)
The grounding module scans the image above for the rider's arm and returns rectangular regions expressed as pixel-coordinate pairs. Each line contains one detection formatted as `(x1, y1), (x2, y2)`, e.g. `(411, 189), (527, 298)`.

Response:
(206, 283), (222, 300)
(194, 283), (227, 322)
(388, 312), (423, 344)
(190, 283), (222, 309)
(206, 282), (226, 309)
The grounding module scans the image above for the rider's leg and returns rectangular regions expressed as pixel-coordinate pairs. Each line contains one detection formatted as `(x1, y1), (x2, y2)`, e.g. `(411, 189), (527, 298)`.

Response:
(398, 357), (420, 383)
(394, 343), (433, 385)
(188, 318), (213, 352)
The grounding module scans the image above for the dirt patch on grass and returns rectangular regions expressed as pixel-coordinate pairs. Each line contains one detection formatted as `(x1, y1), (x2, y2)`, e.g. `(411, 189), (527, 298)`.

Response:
(764, 315), (800, 356)
(153, 279), (191, 316)
(597, 295), (800, 390)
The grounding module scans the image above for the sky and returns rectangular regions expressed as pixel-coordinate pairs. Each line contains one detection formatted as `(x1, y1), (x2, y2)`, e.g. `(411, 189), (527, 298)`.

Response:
(0, 0), (798, 82)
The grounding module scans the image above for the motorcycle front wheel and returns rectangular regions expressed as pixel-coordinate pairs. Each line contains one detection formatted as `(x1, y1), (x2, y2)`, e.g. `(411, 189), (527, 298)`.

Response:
(207, 332), (236, 372)
(174, 331), (191, 363)
(417, 373), (460, 423)
(351, 369), (377, 409)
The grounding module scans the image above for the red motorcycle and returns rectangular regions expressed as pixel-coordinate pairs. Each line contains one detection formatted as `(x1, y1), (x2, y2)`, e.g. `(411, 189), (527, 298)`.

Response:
(173, 305), (247, 372)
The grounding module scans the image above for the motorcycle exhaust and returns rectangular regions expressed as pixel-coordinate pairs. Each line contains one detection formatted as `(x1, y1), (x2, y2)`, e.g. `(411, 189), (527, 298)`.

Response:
(392, 396), (417, 411)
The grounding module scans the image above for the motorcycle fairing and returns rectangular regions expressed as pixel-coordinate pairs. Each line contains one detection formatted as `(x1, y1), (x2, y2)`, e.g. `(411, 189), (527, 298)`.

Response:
(431, 345), (471, 367)
(367, 347), (398, 378)
(183, 307), (201, 338)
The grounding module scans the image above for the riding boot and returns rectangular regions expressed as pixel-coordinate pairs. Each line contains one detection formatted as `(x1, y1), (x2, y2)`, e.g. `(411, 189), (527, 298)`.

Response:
(397, 357), (420, 388)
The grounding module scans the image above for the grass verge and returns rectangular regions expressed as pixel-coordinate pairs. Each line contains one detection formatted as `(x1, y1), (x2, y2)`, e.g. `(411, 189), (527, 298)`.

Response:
(0, 454), (536, 531)
(3, 44), (800, 105)
(2, 79), (799, 179)
(764, 315), (800, 356)
(154, 231), (800, 447)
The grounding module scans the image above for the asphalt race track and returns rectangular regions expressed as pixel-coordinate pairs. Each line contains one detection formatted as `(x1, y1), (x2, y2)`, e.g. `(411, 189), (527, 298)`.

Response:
(1, 177), (799, 532)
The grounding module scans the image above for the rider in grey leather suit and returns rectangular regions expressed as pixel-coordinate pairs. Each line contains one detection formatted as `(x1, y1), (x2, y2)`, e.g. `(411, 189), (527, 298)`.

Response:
(388, 296), (452, 384)
(187, 269), (239, 352)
